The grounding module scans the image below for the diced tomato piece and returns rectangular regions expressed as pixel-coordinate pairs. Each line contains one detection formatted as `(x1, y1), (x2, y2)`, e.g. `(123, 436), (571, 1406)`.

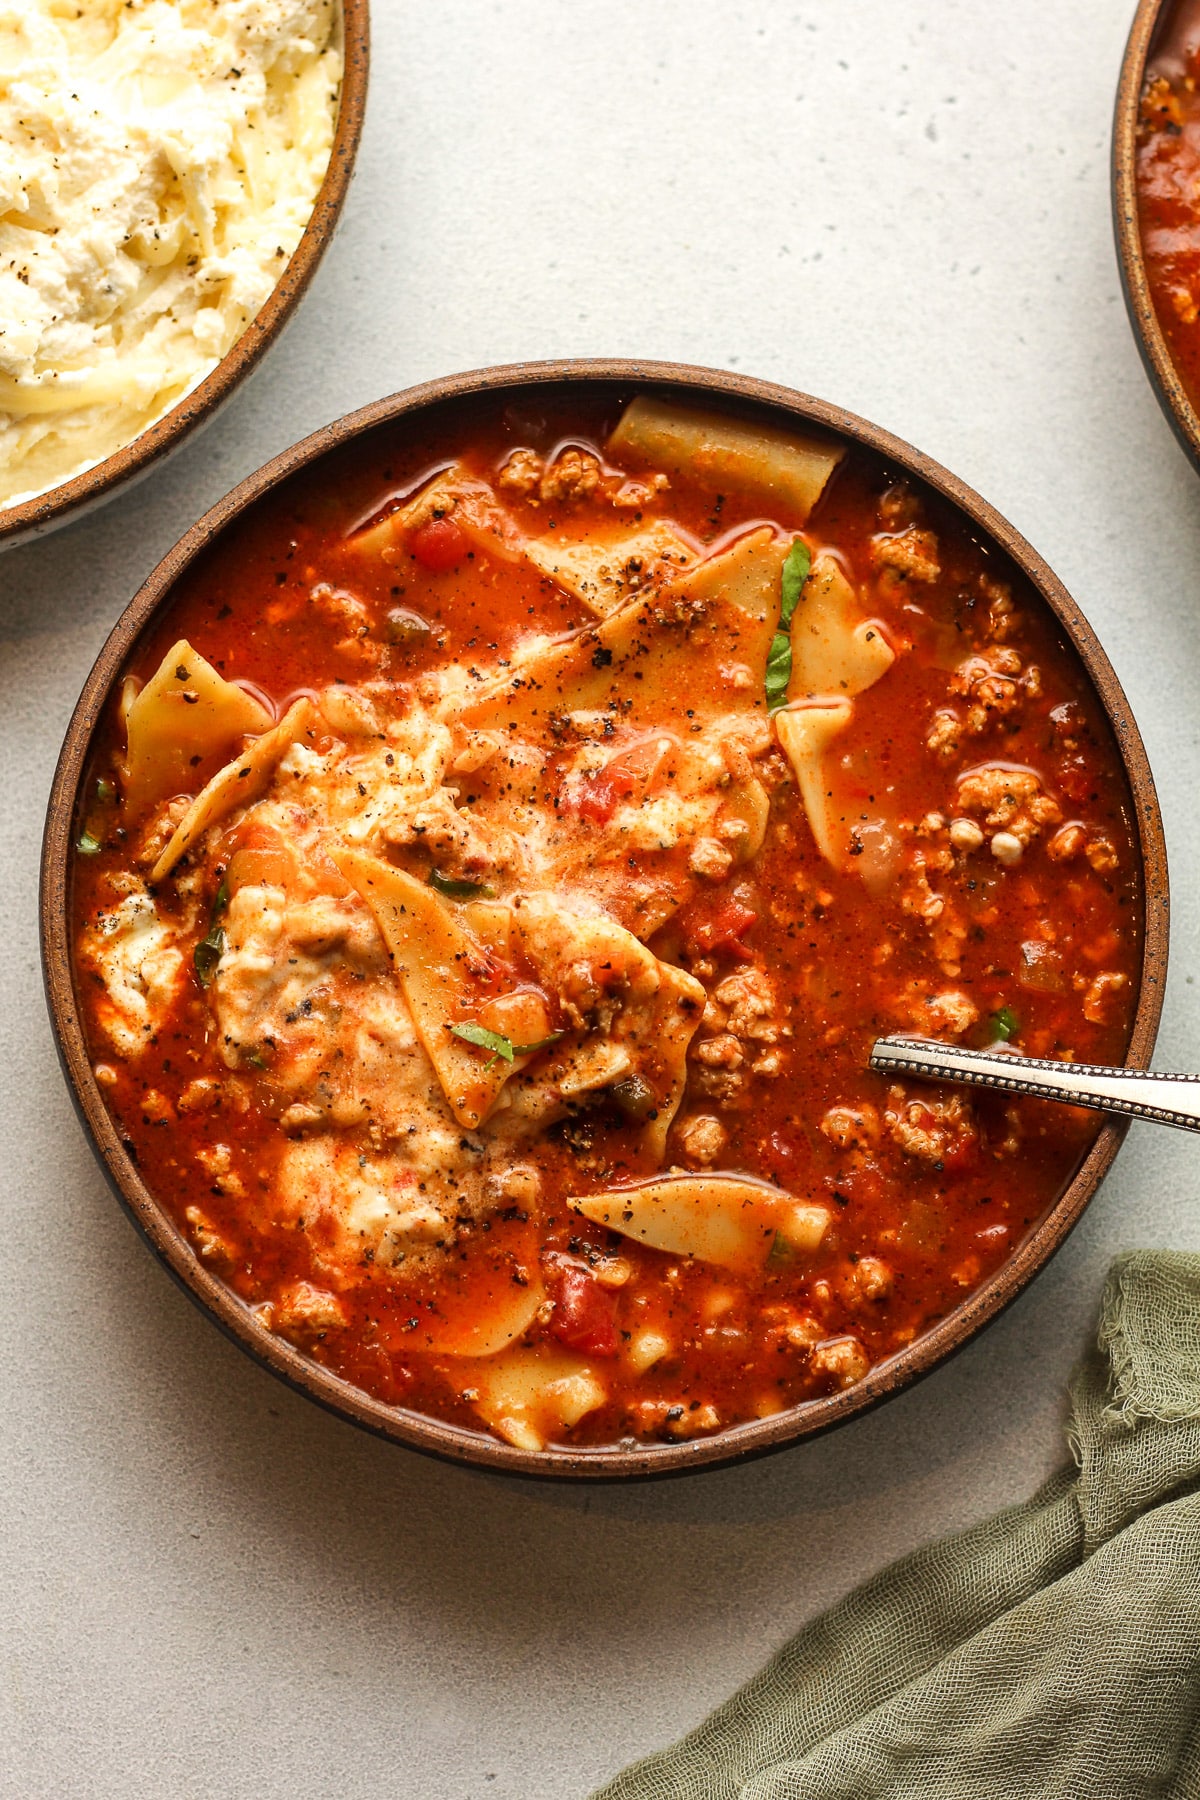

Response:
(575, 736), (670, 825)
(409, 516), (469, 571)
(682, 898), (758, 957)
(577, 766), (638, 825)
(549, 1264), (619, 1357)
(224, 820), (300, 891)
(941, 1134), (979, 1176)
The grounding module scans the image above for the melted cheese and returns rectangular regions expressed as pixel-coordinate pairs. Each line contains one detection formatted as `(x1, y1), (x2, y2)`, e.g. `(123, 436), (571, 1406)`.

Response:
(78, 882), (186, 1054)
(278, 1137), (462, 1266)
(0, 0), (341, 507)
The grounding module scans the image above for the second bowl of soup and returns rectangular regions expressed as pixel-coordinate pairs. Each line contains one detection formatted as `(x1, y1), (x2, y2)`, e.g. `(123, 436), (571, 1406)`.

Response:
(1115, 0), (1200, 466)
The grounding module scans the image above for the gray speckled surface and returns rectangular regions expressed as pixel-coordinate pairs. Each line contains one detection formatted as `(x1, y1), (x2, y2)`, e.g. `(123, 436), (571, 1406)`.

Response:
(3, 2), (1199, 1795)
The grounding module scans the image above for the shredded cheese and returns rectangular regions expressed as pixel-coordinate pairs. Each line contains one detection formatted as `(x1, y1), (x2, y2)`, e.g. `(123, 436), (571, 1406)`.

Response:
(0, 0), (341, 508)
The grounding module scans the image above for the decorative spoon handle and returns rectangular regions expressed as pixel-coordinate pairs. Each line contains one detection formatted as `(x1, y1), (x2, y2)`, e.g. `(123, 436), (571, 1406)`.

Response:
(869, 1035), (1200, 1135)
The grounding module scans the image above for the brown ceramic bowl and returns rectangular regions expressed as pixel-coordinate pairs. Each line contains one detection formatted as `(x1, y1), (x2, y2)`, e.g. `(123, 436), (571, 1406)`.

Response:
(40, 359), (1170, 1480)
(0, 0), (369, 554)
(1114, 0), (1200, 467)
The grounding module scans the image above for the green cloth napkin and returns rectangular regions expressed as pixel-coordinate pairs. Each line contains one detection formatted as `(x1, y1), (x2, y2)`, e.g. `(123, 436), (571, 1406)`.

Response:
(593, 1252), (1200, 1800)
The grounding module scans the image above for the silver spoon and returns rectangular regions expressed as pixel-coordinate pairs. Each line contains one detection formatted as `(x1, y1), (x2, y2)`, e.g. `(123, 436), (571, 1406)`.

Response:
(869, 1035), (1200, 1134)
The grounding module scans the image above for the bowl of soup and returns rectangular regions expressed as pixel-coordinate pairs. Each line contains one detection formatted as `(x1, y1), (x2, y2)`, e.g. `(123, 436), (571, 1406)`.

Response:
(0, 0), (369, 551)
(41, 360), (1168, 1477)
(1114, 0), (1200, 466)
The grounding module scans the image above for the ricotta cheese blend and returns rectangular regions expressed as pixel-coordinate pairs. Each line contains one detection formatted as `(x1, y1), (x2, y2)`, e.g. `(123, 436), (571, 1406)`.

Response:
(0, 0), (341, 508)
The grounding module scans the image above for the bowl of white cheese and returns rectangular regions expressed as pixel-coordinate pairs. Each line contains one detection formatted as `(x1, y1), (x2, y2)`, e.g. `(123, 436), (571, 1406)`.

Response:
(0, 0), (368, 550)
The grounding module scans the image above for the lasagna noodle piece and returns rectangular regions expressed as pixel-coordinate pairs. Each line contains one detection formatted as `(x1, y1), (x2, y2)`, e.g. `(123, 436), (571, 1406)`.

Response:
(348, 466), (526, 564)
(448, 1346), (608, 1452)
(122, 639), (273, 819)
(150, 698), (316, 881)
(774, 702), (855, 866)
(608, 394), (845, 523)
(350, 464), (695, 618)
(419, 1269), (547, 1359)
(509, 896), (706, 1161)
(523, 519), (697, 616)
(569, 1175), (831, 1276)
(775, 556), (898, 867)
(787, 554), (895, 700)
(452, 527), (787, 739)
(333, 850), (536, 1131)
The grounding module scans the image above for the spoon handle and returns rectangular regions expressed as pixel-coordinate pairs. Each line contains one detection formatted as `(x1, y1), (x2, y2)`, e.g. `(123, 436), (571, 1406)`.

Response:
(869, 1035), (1200, 1135)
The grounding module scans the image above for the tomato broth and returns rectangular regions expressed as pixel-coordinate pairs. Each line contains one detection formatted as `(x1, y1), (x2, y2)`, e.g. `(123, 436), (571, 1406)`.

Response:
(72, 391), (1142, 1452)
(1136, 0), (1200, 408)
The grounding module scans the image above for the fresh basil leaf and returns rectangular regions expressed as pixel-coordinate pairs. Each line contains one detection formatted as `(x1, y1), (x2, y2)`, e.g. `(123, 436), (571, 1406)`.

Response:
(76, 830), (102, 856)
(989, 1005), (1020, 1042)
(429, 868), (494, 898)
(766, 1230), (796, 1271)
(449, 1022), (515, 1064)
(779, 538), (811, 629)
(764, 629), (792, 714)
(765, 539), (811, 713)
(194, 927), (225, 987)
(510, 1031), (565, 1058)
(194, 876), (230, 987)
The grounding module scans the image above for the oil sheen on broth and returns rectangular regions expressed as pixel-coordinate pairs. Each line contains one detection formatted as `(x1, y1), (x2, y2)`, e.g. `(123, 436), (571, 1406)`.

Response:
(72, 393), (1142, 1453)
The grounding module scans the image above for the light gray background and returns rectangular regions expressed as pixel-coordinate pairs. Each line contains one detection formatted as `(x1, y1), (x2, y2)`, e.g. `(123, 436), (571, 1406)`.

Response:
(2, 2), (1196, 1794)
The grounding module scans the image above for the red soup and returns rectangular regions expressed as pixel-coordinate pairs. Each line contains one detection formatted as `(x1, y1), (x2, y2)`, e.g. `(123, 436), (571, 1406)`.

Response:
(1136, 2), (1200, 408)
(72, 392), (1141, 1452)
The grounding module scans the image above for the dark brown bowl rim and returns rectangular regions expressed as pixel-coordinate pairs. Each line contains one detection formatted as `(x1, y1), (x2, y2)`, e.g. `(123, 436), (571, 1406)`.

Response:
(0, 0), (370, 552)
(1113, 0), (1200, 468)
(40, 358), (1170, 1480)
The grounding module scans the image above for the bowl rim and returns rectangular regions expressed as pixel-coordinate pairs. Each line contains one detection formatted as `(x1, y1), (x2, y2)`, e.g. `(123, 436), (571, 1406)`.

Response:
(0, 0), (370, 552)
(1113, 0), (1200, 468)
(40, 357), (1171, 1481)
